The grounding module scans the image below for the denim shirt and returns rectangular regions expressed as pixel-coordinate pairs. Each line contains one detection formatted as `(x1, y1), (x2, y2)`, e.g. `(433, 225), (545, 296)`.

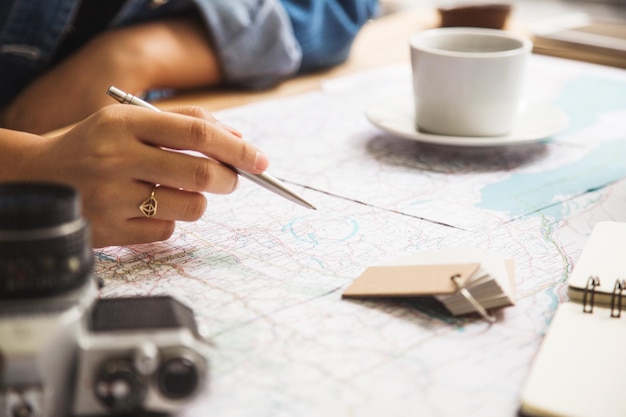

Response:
(0, 0), (378, 108)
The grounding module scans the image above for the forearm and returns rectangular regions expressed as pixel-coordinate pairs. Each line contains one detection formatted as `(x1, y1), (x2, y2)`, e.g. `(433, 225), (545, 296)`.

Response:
(0, 129), (53, 182)
(2, 16), (222, 134)
(134, 16), (223, 89)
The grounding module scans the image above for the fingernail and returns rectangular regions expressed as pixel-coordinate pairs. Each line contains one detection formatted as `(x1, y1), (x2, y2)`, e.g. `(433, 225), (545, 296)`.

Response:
(255, 151), (269, 172)
(218, 121), (242, 138)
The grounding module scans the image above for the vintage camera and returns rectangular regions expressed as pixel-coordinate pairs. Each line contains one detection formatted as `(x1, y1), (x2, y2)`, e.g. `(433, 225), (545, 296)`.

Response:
(0, 182), (210, 417)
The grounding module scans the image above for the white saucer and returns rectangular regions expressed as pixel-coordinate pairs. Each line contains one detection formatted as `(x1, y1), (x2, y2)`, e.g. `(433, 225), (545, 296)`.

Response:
(365, 95), (569, 147)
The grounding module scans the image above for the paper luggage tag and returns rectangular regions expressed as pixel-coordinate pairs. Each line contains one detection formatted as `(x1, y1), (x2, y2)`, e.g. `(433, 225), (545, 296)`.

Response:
(342, 263), (481, 298)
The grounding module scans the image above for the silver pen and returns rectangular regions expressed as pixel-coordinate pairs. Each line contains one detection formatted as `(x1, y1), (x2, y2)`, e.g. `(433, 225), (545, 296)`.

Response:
(107, 86), (316, 210)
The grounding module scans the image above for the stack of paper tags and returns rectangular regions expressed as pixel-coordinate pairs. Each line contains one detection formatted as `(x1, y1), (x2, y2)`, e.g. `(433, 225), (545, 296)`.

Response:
(343, 247), (515, 322)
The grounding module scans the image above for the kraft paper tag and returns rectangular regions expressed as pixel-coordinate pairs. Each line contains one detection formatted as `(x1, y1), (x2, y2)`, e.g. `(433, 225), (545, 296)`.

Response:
(342, 263), (481, 298)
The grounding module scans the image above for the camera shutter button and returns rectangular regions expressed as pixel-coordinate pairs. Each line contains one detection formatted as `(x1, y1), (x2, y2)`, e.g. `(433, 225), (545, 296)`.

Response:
(133, 343), (159, 375)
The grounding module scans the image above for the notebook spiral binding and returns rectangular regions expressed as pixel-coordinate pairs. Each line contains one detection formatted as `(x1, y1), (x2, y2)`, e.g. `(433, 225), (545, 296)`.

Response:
(610, 278), (624, 318)
(582, 276), (625, 318)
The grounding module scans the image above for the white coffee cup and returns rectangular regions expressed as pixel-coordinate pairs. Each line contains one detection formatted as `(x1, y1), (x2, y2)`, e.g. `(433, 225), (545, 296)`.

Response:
(410, 27), (533, 137)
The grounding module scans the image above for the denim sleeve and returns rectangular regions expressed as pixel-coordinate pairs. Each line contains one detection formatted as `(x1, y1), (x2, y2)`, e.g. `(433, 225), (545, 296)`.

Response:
(280, 0), (380, 73)
(189, 0), (302, 89)
(173, 0), (381, 86)
(0, 0), (80, 107)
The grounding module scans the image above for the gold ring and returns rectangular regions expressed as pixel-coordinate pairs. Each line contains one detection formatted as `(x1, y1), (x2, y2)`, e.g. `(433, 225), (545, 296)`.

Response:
(139, 184), (159, 217)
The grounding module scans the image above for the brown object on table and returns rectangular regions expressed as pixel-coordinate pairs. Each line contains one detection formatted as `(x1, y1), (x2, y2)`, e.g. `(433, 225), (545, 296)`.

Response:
(532, 19), (626, 69)
(438, 3), (512, 30)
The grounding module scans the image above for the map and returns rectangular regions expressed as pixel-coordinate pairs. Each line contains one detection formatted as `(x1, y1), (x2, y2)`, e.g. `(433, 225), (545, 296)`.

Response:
(94, 54), (626, 417)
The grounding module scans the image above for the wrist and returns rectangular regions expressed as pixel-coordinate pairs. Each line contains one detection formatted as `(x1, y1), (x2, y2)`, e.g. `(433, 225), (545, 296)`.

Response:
(0, 129), (53, 182)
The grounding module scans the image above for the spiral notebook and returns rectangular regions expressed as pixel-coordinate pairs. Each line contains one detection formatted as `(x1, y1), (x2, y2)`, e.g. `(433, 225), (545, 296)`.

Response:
(566, 221), (626, 307)
(520, 221), (626, 417)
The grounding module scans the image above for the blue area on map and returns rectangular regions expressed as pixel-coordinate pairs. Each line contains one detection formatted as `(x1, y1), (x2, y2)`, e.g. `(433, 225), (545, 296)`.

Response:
(477, 75), (626, 217)
(479, 140), (626, 215)
(555, 75), (626, 134)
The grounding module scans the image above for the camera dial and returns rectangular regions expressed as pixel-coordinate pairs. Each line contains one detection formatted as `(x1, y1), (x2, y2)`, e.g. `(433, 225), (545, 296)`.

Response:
(94, 358), (149, 412)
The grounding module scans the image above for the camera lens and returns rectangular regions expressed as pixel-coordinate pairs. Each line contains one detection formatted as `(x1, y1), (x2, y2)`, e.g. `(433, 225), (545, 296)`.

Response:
(157, 357), (200, 400)
(0, 182), (78, 229)
(0, 182), (93, 298)
(94, 359), (148, 412)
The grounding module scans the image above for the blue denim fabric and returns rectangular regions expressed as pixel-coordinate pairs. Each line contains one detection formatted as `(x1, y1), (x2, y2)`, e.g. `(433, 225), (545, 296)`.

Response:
(0, 0), (79, 106)
(0, 0), (378, 108)
(281, 0), (380, 72)
(190, 0), (301, 88)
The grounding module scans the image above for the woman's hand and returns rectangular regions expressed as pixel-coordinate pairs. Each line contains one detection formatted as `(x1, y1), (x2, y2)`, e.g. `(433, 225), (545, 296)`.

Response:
(0, 105), (267, 248)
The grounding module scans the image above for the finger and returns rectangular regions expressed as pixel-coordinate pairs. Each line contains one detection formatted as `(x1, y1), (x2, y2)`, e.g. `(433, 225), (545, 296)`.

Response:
(88, 183), (204, 248)
(130, 183), (208, 221)
(167, 106), (243, 138)
(131, 146), (239, 193)
(120, 105), (268, 173)
(98, 218), (177, 247)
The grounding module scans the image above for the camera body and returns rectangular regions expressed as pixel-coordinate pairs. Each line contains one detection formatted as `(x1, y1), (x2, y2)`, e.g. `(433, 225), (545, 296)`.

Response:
(72, 296), (210, 416)
(0, 183), (210, 417)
